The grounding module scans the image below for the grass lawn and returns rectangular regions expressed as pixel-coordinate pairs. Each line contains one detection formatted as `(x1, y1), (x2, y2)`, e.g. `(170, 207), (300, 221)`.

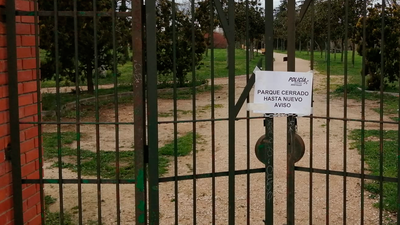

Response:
(41, 49), (262, 88)
(41, 84), (222, 119)
(350, 129), (398, 213)
(333, 84), (399, 119)
(196, 49), (263, 80)
(275, 49), (363, 85)
(42, 85), (133, 111)
(43, 131), (199, 179)
(41, 48), (254, 115)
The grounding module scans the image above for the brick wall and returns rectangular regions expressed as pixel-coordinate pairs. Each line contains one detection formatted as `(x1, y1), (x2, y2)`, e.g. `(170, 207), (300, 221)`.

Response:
(0, 0), (42, 224)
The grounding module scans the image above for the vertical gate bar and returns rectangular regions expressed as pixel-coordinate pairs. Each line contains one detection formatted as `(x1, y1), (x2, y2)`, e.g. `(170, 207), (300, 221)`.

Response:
(397, 34), (400, 225)
(172, 0), (179, 223)
(287, 0), (295, 72)
(142, 11), (148, 224)
(286, 116), (296, 225)
(343, 0), (349, 224)
(53, 0), (65, 222)
(245, 0), (251, 224)
(265, 0), (273, 71)
(33, 0), (45, 223)
(146, 0), (160, 221)
(360, 0), (367, 223)
(111, 0), (121, 224)
(325, 0), (331, 224)
(132, 0), (146, 222)
(379, 1), (385, 224)
(5, 0), (23, 223)
(210, 1), (216, 222)
(309, 2), (314, 224)
(227, 0), (236, 223)
(92, 0), (103, 222)
(191, 0), (197, 223)
(287, 0), (295, 224)
(264, 117), (273, 225)
(72, 0), (83, 223)
(264, 0), (274, 224)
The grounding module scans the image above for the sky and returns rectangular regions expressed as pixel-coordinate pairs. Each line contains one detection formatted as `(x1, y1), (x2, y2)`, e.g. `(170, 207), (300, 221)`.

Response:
(273, 0), (282, 8)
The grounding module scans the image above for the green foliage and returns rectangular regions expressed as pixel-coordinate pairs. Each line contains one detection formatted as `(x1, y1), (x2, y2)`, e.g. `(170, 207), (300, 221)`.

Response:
(159, 132), (201, 156)
(45, 195), (57, 205)
(274, 0), (288, 43)
(39, 0), (131, 93)
(274, 50), (363, 84)
(44, 196), (74, 225)
(235, 0), (264, 43)
(196, 0), (219, 50)
(355, 4), (400, 90)
(41, 85), (133, 111)
(276, 0), (368, 63)
(197, 49), (263, 79)
(333, 83), (361, 94)
(156, 0), (206, 86)
(350, 129), (398, 212)
(333, 84), (399, 117)
(43, 131), (200, 178)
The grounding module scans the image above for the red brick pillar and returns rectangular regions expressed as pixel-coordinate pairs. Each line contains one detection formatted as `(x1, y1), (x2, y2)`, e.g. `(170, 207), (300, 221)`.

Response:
(0, 0), (42, 224)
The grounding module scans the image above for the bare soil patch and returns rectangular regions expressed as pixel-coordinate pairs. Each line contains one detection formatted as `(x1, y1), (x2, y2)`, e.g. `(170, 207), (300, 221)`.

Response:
(42, 53), (387, 224)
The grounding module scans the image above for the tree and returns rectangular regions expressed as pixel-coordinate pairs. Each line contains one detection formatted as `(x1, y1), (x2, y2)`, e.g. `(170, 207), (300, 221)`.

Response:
(235, 0), (264, 60)
(195, 0), (219, 57)
(274, 0), (288, 50)
(355, 3), (400, 90)
(39, 0), (131, 93)
(156, 0), (207, 86)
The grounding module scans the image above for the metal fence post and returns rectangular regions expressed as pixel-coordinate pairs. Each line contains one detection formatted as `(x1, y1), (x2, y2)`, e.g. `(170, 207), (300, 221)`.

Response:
(287, 0), (296, 224)
(5, 0), (24, 224)
(264, 0), (274, 223)
(133, 0), (147, 224)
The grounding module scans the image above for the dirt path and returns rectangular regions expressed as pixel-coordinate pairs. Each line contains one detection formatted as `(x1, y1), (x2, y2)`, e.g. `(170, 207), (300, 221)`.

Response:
(43, 53), (390, 224)
(41, 84), (116, 94)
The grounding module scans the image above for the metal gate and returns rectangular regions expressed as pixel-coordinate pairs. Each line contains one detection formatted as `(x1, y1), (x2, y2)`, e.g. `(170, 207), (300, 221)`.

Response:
(3, 0), (400, 224)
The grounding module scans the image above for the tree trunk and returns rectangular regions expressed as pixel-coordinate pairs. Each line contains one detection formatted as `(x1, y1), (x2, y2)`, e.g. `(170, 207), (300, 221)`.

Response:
(256, 41), (259, 56)
(341, 39), (344, 62)
(87, 65), (94, 94)
(178, 73), (185, 87)
(334, 42), (336, 61)
(320, 41), (323, 58)
(205, 45), (209, 57)
(226, 47), (229, 68)
(250, 41), (254, 60)
(352, 42), (355, 68)
(299, 41), (302, 53)
(276, 39), (279, 50)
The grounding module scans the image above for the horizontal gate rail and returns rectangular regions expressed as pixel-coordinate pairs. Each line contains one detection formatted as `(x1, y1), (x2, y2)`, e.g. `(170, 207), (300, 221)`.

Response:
(21, 166), (399, 184)
(17, 115), (400, 125)
(1, 10), (132, 17)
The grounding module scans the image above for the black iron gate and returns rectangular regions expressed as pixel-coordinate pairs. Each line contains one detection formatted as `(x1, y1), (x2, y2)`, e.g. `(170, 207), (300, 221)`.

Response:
(3, 0), (400, 224)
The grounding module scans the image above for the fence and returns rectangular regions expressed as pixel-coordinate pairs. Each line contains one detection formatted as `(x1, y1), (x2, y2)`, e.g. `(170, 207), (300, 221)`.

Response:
(1, 0), (400, 224)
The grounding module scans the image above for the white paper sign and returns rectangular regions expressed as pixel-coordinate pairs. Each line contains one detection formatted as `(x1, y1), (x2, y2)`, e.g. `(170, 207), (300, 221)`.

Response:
(248, 71), (313, 116)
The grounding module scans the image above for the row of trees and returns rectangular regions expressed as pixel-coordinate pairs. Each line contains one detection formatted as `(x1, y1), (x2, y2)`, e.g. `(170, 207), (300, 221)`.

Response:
(274, 0), (366, 63)
(39, 0), (266, 91)
(274, 0), (400, 90)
